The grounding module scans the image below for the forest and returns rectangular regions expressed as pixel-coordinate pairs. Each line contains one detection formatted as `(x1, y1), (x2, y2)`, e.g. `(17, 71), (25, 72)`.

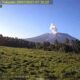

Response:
(0, 34), (80, 53)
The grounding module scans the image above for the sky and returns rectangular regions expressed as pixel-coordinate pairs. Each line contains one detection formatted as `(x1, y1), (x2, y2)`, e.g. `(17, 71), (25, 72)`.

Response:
(0, 0), (80, 39)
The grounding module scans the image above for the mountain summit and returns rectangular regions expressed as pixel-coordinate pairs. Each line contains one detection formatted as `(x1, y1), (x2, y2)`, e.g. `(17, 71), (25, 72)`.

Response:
(26, 24), (77, 44)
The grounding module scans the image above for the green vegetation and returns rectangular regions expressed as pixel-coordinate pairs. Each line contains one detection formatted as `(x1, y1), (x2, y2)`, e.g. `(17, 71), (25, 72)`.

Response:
(0, 34), (80, 53)
(0, 46), (80, 80)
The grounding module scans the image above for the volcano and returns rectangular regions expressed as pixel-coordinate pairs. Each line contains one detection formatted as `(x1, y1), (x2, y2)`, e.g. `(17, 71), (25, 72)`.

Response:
(26, 24), (77, 44)
(26, 33), (76, 44)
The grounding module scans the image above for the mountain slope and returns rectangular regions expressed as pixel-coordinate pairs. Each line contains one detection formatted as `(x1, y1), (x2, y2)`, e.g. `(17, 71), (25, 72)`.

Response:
(26, 32), (76, 44)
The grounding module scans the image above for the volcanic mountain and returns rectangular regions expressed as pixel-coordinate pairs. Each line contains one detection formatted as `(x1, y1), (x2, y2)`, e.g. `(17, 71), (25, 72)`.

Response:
(26, 33), (76, 44)
(26, 24), (77, 44)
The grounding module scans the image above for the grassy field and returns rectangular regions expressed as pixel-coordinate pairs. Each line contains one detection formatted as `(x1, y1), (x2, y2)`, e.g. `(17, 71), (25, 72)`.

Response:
(0, 46), (80, 80)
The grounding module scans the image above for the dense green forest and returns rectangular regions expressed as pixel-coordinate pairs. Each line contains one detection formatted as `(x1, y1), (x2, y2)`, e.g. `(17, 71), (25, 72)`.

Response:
(0, 46), (80, 80)
(0, 34), (80, 53)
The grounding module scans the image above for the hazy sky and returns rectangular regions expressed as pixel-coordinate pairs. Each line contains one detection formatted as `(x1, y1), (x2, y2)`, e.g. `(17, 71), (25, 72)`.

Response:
(0, 0), (80, 39)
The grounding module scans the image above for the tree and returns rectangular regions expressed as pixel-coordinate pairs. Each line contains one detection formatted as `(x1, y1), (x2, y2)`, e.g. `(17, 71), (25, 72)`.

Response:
(64, 38), (70, 45)
(54, 39), (60, 51)
(71, 40), (80, 53)
(35, 42), (43, 49)
(43, 41), (50, 51)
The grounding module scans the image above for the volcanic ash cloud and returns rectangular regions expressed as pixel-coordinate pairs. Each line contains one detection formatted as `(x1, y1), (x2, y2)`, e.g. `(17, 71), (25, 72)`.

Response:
(49, 23), (57, 34)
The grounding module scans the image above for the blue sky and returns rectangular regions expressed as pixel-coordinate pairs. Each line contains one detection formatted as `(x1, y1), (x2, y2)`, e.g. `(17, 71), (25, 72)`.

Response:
(0, 0), (80, 39)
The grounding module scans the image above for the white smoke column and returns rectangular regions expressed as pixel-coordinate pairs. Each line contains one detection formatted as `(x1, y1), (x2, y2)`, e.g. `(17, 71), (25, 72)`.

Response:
(49, 23), (57, 34)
